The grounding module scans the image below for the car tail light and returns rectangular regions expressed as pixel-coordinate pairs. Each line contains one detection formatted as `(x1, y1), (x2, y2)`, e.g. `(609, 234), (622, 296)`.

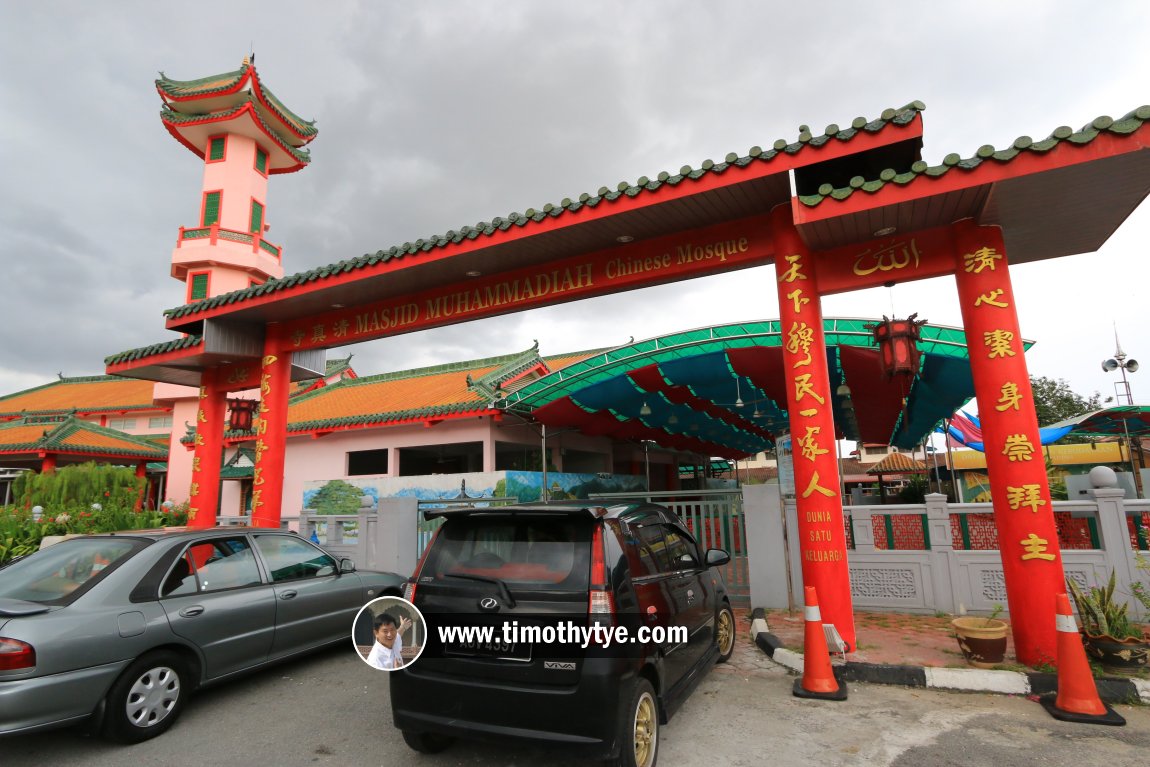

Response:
(0, 637), (35, 671)
(588, 524), (615, 624)
(405, 526), (441, 603)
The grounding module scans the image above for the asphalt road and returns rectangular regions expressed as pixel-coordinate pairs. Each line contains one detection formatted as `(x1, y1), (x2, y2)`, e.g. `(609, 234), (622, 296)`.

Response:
(4, 640), (1149, 767)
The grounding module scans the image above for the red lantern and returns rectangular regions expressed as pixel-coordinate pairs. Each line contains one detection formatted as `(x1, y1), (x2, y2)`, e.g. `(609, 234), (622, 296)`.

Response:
(869, 314), (926, 379)
(227, 398), (258, 432)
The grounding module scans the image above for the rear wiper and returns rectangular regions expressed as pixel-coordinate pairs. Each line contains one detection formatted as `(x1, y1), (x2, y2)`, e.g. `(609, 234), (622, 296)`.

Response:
(442, 571), (517, 608)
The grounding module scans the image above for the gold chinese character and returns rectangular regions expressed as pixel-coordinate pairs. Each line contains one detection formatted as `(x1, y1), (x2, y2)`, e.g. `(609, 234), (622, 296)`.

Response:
(996, 381), (1022, 411)
(255, 439), (268, 462)
(290, 329), (306, 347)
(797, 426), (829, 462)
(963, 246), (1002, 273)
(189, 482), (200, 497)
(1020, 533), (1056, 561)
(983, 329), (1016, 359)
(187, 506), (198, 520)
(262, 355), (278, 367)
(786, 322), (814, 368)
(193, 432), (205, 446)
(311, 324), (326, 343)
(1006, 484), (1046, 513)
(191, 456), (201, 472)
(253, 466), (265, 486)
(227, 367), (250, 386)
(1002, 434), (1035, 462)
(799, 408), (818, 417)
(261, 372), (272, 397)
(785, 288), (810, 314)
(251, 490), (263, 510)
(975, 289), (1008, 308)
(777, 254), (807, 284)
(197, 408), (207, 423)
(257, 418), (268, 435)
(333, 318), (350, 338)
(199, 386), (207, 400)
(801, 472), (836, 499)
(793, 374), (826, 405)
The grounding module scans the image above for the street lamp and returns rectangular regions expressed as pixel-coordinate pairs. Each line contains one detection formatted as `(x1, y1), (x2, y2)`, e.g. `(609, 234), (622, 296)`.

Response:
(1102, 331), (1142, 496)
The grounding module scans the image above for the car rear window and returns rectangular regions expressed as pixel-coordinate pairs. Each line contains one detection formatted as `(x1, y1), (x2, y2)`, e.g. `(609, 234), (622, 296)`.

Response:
(0, 538), (144, 604)
(424, 515), (592, 591)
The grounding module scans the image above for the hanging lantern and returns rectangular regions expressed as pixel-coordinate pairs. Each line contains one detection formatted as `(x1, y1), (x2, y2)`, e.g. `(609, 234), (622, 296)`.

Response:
(227, 398), (258, 432)
(868, 313), (926, 379)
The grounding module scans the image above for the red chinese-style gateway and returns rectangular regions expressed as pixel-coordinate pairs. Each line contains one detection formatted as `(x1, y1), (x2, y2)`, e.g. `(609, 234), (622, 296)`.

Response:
(106, 57), (1150, 665)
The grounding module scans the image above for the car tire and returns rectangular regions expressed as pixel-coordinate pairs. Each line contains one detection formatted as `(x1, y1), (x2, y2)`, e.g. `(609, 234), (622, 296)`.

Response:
(615, 677), (659, 767)
(401, 730), (455, 754)
(715, 603), (735, 664)
(102, 650), (189, 743)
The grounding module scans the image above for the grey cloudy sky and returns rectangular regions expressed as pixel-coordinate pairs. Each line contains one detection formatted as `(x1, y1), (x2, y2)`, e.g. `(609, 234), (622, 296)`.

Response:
(1, 1), (1147, 410)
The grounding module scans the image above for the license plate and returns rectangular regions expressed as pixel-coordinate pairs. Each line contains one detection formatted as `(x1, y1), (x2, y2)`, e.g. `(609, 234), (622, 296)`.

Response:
(443, 637), (531, 662)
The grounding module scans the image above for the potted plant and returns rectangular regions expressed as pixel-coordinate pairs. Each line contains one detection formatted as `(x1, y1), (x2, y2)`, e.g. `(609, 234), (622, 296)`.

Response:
(1067, 571), (1149, 674)
(952, 604), (1008, 668)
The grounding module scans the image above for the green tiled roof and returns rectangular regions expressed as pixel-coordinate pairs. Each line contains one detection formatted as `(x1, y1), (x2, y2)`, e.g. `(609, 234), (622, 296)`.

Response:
(163, 102), (926, 321)
(798, 105), (1150, 207)
(160, 97), (312, 164)
(104, 335), (203, 366)
(156, 63), (317, 137)
(0, 416), (169, 459)
(156, 66), (248, 98)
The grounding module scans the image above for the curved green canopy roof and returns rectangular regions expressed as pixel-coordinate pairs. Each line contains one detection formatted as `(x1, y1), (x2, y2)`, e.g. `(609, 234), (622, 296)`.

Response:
(501, 318), (1032, 458)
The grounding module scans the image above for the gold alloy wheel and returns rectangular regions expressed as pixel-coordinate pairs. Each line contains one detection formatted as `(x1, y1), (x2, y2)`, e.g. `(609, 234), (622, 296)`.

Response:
(718, 608), (734, 657)
(633, 691), (657, 767)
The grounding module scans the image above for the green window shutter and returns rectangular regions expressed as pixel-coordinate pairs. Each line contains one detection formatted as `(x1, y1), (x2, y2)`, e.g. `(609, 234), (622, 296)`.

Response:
(250, 200), (264, 233)
(190, 273), (209, 300)
(202, 191), (221, 226)
(208, 137), (226, 161)
(255, 148), (268, 174)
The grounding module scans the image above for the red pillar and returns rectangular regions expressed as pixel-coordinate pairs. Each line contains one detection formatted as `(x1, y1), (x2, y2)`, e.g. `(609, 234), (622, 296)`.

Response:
(953, 220), (1064, 666)
(772, 207), (856, 650)
(188, 368), (226, 527)
(134, 460), (147, 512)
(40, 453), (57, 474)
(251, 337), (291, 528)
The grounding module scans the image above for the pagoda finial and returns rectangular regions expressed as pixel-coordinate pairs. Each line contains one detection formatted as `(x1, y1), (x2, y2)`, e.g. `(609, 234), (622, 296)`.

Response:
(242, 54), (251, 67)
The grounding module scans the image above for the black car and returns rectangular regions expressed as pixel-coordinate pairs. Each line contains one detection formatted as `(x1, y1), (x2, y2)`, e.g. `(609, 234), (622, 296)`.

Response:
(391, 502), (735, 767)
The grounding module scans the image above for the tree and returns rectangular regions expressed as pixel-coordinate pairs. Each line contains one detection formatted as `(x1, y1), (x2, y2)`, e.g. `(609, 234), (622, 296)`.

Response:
(309, 479), (364, 515)
(1030, 376), (1101, 444)
(1030, 376), (1101, 426)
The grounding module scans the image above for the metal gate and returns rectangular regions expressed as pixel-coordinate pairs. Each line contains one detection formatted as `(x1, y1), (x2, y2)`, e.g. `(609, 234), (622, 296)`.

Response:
(591, 490), (749, 603)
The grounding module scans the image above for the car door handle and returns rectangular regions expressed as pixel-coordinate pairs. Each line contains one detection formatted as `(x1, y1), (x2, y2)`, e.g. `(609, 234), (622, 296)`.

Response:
(280, 590), (298, 600)
(179, 606), (205, 617)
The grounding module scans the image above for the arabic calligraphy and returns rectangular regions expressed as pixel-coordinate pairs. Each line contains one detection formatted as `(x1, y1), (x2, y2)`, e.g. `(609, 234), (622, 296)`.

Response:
(852, 239), (921, 277)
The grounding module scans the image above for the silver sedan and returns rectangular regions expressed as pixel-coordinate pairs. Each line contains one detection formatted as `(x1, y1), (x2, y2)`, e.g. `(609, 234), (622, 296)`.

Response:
(0, 527), (405, 742)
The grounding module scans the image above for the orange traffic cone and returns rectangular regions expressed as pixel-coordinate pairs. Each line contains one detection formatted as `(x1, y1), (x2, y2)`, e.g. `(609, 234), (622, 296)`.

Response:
(1038, 593), (1124, 726)
(792, 585), (847, 701)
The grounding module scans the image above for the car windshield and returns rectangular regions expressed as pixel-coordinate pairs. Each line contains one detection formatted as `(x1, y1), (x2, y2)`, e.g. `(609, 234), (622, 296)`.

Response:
(0, 538), (143, 604)
(425, 516), (591, 592)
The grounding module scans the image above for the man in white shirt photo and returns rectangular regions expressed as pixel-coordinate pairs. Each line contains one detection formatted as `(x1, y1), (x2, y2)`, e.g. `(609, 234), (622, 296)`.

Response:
(366, 612), (412, 670)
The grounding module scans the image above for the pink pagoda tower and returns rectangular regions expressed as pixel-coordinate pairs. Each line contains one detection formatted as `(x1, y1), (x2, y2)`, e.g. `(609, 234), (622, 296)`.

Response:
(157, 55), (317, 300)
(152, 57), (317, 518)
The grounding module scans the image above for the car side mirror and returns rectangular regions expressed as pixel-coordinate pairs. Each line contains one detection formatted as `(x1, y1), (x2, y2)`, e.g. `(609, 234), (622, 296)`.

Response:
(705, 548), (730, 568)
(339, 557), (356, 574)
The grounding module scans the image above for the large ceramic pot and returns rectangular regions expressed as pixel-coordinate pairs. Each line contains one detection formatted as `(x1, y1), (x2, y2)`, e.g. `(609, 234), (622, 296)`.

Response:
(952, 617), (1009, 668)
(1082, 632), (1150, 674)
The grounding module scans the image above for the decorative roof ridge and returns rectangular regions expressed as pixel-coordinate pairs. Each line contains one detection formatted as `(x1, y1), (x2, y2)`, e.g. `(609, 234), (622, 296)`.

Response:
(104, 335), (204, 366)
(162, 101), (926, 321)
(797, 104), (1150, 207)
(160, 96), (311, 163)
(470, 342), (544, 392)
(287, 347), (539, 405)
(156, 65), (249, 97)
(542, 345), (618, 362)
(250, 70), (318, 137)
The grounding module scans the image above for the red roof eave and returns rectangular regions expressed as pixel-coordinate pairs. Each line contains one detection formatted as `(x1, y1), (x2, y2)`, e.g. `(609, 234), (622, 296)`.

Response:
(793, 124), (1150, 224)
(164, 116), (923, 330)
(156, 68), (253, 105)
(106, 341), (205, 376)
(224, 407), (496, 445)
